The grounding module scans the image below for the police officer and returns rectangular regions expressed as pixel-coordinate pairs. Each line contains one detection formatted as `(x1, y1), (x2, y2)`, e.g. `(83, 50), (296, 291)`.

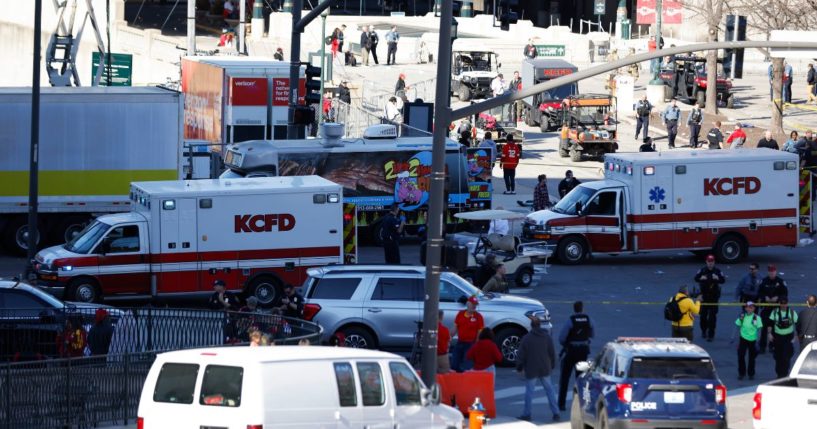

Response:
(278, 283), (304, 319)
(635, 95), (652, 142)
(758, 265), (788, 353)
(557, 301), (594, 411)
(662, 99), (681, 149)
(706, 121), (725, 149)
(381, 203), (405, 264)
(687, 102), (704, 148)
(769, 298), (798, 378)
(694, 254), (725, 341)
(208, 280), (239, 311)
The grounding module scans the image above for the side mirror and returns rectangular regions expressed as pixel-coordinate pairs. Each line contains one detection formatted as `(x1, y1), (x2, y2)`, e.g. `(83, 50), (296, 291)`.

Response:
(575, 201), (583, 216)
(575, 361), (591, 373)
(421, 383), (441, 406)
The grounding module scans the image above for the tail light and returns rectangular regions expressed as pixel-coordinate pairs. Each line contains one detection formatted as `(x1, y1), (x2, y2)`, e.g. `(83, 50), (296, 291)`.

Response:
(343, 213), (353, 222)
(303, 303), (321, 321)
(715, 385), (726, 404)
(616, 383), (632, 403)
(137, 417), (144, 429)
(752, 392), (762, 420)
(247, 425), (263, 429)
(695, 77), (707, 88)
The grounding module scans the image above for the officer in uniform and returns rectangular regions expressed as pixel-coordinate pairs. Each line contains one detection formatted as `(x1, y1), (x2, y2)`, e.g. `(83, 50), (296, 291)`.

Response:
(662, 99), (682, 149)
(557, 301), (594, 411)
(706, 121), (725, 149)
(635, 95), (652, 142)
(769, 298), (798, 378)
(758, 265), (788, 354)
(694, 254), (725, 341)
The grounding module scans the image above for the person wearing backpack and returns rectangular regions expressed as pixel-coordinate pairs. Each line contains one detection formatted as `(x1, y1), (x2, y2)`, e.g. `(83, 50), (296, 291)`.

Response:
(694, 254), (725, 342)
(769, 298), (798, 378)
(732, 302), (763, 380)
(666, 285), (701, 341)
(634, 95), (652, 142)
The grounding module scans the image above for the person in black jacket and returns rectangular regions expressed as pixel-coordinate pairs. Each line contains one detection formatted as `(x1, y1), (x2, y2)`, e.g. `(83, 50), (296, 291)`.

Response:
(338, 80), (351, 104)
(368, 26), (380, 65)
(360, 26), (372, 66)
(516, 318), (560, 422)
(758, 265), (788, 353)
(694, 255), (726, 341)
(757, 130), (779, 150)
(337, 24), (346, 52)
(557, 170), (581, 198)
(88, 309), (114, 355)
(557, 301), (594, 411)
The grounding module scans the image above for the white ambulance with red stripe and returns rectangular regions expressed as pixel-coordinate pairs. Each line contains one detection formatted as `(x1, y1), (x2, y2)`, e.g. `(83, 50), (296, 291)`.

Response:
(523, 149), (800, 264)
(33, 177), (344, 305)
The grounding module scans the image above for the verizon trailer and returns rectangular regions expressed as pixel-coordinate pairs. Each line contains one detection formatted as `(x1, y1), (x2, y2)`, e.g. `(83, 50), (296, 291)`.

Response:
(33, 177), (344, 305)
(524, 149), (800, 264)
(0, 87), (188, 256)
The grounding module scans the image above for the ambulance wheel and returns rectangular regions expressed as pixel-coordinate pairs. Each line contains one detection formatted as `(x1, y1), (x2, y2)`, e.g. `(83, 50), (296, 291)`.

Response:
(558, 236), (587, 265)
(67, 278), (100, 303)
(247, 276), (281, 308)
(714, 234), (746, 264)
(458, 86), (471, 101)
(696, 91), (706, 108)
(570, 150), (582, 162)
(726, 94), (735, 109)
(515, 266), (534, 288)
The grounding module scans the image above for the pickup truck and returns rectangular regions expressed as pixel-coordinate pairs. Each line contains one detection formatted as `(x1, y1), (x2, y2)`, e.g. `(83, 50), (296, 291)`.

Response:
(753, 342), (817, 428)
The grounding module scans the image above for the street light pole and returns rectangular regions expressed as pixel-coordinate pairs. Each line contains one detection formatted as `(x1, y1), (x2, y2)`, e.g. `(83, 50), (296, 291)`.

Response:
(650, 0), (663, 84)
(420, 0), (454, 389)
(26, 0), (42, 271)
(318, 9), (329, 126)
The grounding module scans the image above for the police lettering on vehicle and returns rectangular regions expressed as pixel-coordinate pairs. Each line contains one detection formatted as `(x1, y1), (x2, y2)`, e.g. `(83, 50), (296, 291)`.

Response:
(630, 402), (658, 411)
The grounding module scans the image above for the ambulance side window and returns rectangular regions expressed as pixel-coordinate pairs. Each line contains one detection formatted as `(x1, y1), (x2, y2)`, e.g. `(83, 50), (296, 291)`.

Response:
(586, 191), (617, 216)
(96, 225), (140, 254)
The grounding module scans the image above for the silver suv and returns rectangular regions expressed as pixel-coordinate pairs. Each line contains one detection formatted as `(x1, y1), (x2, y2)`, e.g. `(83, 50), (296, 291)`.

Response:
(301, 265), (551, 365)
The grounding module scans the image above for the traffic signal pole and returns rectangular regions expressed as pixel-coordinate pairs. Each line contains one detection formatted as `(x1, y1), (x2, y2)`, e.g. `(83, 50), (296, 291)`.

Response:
(420, 0), (454, 389)
(287, 0), (332, 139)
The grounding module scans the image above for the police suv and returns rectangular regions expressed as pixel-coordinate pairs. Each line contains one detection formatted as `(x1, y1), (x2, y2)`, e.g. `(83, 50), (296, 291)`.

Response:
(570, 337), (727, 429)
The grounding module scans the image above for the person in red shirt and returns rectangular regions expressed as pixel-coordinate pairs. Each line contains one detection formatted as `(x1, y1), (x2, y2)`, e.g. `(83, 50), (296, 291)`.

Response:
(500, 135), (522, 194)
(451, 296), (485, 372)
(466, 328), (503, 376)
(726, 124), (747, 149)
(437, 310), (451, 373)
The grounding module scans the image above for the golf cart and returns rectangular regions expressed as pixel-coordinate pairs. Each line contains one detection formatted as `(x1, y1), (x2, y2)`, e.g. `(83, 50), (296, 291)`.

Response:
(451, 42), (500, 101)
(659, 55), (734, 108)
(448, 210), (552, 288)
(558, 94), (618, 162)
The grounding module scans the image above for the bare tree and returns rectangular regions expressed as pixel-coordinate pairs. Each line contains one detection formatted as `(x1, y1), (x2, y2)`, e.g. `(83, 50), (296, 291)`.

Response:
(728, 0), (817, 134)
(681, 0), (728, 115)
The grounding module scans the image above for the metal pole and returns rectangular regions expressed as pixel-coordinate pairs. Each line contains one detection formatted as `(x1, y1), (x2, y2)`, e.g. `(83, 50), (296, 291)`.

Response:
(650, 0), (662, 83)
(240, 0), (246, 54)
(318, 13), (327, 126)
(287, 0), (304, 139)
(420, 0), (452, 388)
(26, 0), (42, 271)
(187, 0), (195, 55)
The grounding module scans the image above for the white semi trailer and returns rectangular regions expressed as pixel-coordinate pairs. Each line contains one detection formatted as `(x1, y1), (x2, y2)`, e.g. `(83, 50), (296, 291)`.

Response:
(0, 87), (193, 255)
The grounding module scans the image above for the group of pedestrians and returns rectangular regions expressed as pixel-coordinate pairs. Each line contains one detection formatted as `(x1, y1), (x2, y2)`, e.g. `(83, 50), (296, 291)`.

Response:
(667, 257), (817, 380)
(356, 25), (400, 67)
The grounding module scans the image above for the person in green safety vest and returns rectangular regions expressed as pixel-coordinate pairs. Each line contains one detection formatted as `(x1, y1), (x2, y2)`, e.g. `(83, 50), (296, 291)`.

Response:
(732, 301), (763, 380)
(769, 298), (799, 378)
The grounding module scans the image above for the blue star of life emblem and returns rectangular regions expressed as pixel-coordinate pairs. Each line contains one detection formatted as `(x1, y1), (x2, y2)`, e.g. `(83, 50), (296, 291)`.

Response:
(649, 186), (666, 203)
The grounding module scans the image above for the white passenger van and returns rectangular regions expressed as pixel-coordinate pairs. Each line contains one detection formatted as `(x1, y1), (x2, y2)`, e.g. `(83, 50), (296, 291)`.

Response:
(137, 346), (463, 429)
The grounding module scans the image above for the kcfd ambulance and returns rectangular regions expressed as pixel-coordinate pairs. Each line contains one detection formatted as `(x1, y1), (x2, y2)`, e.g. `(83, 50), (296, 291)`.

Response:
(33, 177), (345, 305)
(524, 149), (800, 264)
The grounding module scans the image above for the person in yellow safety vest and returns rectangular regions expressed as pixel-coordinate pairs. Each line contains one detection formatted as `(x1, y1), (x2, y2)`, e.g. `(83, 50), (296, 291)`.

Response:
(670, 285), (702, 341)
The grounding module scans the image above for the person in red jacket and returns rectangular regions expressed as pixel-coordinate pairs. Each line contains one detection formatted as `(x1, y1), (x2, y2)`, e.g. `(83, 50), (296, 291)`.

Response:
(466, 328), (504, 376)
(437, 310), (451, 373)
(501, 135), (522, 194)
(726, 124), (747, 149)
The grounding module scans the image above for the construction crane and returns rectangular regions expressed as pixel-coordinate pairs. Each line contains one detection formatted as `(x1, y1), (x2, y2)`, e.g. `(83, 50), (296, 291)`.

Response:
(46, 0), (107, 86)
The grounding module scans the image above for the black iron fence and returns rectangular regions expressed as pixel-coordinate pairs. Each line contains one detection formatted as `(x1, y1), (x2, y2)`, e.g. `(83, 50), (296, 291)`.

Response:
(1, 306), (323, 361)
(0, 307), (323, 428)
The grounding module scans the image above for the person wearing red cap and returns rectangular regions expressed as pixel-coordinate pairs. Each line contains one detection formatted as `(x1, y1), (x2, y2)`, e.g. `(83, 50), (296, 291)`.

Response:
(758, 265), (788, 353)
(88, 308), (114, 355)
(451, 296), (484, 372)
(694, 254), (726, 341)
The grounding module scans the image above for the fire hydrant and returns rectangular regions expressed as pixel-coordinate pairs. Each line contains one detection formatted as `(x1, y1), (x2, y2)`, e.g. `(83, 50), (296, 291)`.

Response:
(468, 397), (488, 429)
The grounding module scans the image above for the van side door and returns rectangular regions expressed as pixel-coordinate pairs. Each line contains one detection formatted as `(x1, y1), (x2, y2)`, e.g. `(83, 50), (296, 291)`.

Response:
(93, 223), (150, 296)
(583, 188), (625, 252)
(364, 276), (423, 347)
(637, 164), (675, 249)
(356, 361), (394, 428)
(388, 361), (429, 427)
(157, 198), (202, 294)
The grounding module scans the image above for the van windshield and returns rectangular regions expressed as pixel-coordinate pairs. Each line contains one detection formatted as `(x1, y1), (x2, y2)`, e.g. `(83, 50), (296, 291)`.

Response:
(552, 186), (595, 215)
(64, 220), (110, 254)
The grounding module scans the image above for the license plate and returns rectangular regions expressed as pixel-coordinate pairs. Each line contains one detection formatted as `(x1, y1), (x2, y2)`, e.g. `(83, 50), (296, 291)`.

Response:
(664, 391), (685, 404)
